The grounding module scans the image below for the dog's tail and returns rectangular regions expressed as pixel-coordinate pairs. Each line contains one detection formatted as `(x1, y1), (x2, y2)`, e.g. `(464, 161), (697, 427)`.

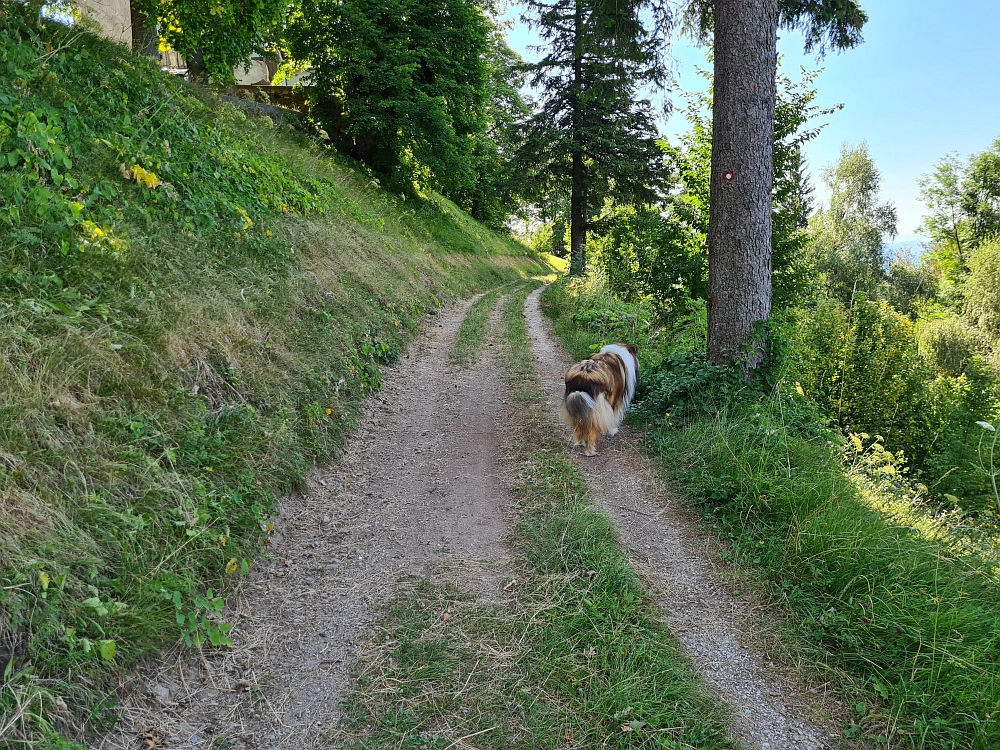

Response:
(561, 392), (617, 433)
(561, 391), (594, 426)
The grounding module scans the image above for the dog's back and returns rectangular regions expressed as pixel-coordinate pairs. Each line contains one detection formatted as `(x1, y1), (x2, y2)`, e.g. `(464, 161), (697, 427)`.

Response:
(561, 344), (638, 456)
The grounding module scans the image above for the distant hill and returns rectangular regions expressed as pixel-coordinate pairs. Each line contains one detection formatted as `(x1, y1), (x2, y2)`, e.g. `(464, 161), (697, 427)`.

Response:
(885, 239), (927, 263)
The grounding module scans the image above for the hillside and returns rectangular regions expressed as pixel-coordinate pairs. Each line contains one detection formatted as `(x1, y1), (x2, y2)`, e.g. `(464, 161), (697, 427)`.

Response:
(0, 11), (555, 745)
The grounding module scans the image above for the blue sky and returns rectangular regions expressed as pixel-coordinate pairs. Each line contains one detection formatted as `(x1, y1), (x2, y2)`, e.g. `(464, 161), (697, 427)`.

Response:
(503, 1), (1000, 244)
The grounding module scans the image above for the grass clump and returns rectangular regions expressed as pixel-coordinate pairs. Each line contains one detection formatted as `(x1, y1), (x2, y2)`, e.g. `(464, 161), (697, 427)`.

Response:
(542, 275), (1000, 750)
(0, 12), (553, 746)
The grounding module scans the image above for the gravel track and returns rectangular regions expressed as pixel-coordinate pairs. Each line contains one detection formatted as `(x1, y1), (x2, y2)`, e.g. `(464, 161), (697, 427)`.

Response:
(98, 296), (517, 750)
(96, 287), (843, 750)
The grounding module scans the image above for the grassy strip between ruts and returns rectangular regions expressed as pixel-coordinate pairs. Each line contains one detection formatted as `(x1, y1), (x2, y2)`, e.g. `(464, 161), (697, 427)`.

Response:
(449, 288), (504, 366)
(331, 285), (738, 750)
(541, 278), (1000, 750)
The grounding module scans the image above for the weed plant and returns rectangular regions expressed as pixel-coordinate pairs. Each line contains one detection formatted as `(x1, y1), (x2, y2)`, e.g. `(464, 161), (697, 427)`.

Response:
(542, 276), (1000, 749)
(0, 12), (552, 746)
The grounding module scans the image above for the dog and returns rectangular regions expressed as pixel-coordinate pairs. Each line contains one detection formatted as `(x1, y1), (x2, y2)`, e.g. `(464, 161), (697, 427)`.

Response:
(560, 344), (639, 456)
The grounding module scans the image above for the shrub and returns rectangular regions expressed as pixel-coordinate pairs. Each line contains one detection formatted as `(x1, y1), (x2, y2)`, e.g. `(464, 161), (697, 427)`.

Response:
(964, 237), (1000, 342)
(915, 315), (975, 377)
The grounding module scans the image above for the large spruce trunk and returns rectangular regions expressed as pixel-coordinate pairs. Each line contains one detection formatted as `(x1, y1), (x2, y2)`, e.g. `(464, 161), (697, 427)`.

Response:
(569, 0), (587, 276)
(707, 0), (778, 369)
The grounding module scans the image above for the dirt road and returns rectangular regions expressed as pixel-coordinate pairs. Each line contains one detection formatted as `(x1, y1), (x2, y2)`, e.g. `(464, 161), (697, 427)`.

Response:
(99, 288), (839, 750)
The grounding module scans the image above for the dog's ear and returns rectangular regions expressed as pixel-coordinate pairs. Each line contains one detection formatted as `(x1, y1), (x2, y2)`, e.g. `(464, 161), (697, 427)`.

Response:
(625, 344), (637, 356)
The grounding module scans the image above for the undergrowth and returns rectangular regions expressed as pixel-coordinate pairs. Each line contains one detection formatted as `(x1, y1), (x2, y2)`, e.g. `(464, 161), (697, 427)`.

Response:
(0, 12), (553, 747)
(542, 275), (1000, 750)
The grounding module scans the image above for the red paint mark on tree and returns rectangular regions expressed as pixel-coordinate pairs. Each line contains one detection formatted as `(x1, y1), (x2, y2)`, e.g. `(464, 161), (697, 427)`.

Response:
(723, 170), (736, 182)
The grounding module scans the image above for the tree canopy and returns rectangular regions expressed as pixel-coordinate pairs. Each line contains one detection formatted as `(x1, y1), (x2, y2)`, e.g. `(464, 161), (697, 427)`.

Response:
(289, 0), (491, 198)
(514, 0), (670, 274)
(133, 0), (288, 82)
(809, 142), (898, 302)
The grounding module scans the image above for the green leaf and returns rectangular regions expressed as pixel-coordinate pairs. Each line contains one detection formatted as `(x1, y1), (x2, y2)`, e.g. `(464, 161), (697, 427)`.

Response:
(98, 639), (117, 661)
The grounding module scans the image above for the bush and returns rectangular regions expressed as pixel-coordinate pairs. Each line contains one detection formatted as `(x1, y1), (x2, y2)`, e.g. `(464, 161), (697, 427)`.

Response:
(964, 237), (1000, 342)
(915, 315), (975, 377)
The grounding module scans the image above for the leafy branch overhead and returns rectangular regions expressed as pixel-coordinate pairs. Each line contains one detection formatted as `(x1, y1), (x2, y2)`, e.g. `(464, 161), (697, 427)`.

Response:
(133, 0), (290, 83)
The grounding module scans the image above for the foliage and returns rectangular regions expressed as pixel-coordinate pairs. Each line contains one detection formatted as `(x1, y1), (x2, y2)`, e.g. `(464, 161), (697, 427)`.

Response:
(0, 15), (552, 745)
(289, 0), (516, 212)
(961, 138), (1000, 248)
(587, 68), (827, 312)
(544, 276), (1000, 750)
(808, 142), (898, 302)
(964, 237), (1000, 342)
(918, 139), (1000, 268)
(915, 315), (975, 378)
(133, 0), (288, 83)
(514, 0), (670, 273)
(685, 0), (867, 56)
(791, 295), (1000, 509)
(918, 152), (971, 263)
(451, 26), (532, 228)
(883, 255), (938, 318)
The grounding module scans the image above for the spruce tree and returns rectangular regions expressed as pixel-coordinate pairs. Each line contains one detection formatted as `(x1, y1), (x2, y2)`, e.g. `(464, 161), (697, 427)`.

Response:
(687, 0), (866, 369)
(515, 0), (670, 275)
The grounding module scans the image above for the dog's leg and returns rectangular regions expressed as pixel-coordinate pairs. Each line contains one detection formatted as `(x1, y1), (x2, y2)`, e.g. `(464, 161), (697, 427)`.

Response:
(583, 428), (598, 457)
(609, 427), (619, 437)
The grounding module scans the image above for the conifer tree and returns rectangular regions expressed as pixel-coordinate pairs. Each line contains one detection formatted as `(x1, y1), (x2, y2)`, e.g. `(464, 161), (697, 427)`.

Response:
(515, 0), (670, 275)
(687, 0), (866, 369)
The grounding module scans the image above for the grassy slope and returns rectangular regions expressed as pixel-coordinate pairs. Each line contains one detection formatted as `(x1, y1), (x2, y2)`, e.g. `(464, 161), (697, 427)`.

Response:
(0, 14), (555, 746)
(542, 278), (1000, 750)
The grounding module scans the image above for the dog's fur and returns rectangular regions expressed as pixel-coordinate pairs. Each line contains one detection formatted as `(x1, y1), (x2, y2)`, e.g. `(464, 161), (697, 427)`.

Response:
(560, 343), (639, 456)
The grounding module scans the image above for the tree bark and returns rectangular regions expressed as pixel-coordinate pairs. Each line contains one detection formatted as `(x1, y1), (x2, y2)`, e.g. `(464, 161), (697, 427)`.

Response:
(129, 2), (159, 58)
(569, 0), (587, 276)
(707, 0), (778, 370)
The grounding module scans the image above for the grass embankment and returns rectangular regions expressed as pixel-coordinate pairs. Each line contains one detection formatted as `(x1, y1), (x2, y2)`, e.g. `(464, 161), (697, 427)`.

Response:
(335, 286), (736, 749)
(0, 13), (554, 746)
(543, 277), (1000, 750)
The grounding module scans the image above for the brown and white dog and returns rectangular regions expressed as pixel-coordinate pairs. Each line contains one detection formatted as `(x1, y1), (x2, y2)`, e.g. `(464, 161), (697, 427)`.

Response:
(560, 344), (639, 456)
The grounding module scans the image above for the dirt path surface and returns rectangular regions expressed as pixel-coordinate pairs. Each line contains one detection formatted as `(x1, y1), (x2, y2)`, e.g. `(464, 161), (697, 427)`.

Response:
(523, 287), (841, 750)
(99, 297), (516, 750)
(97, 286), (841, 750)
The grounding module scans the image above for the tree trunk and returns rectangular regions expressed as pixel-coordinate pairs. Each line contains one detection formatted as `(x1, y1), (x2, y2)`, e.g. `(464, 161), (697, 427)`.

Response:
(570, 150), (587, 275)
(130, 2), (159, 57)
(706, 0), (778, 370)
(569, 0), (587, 276)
